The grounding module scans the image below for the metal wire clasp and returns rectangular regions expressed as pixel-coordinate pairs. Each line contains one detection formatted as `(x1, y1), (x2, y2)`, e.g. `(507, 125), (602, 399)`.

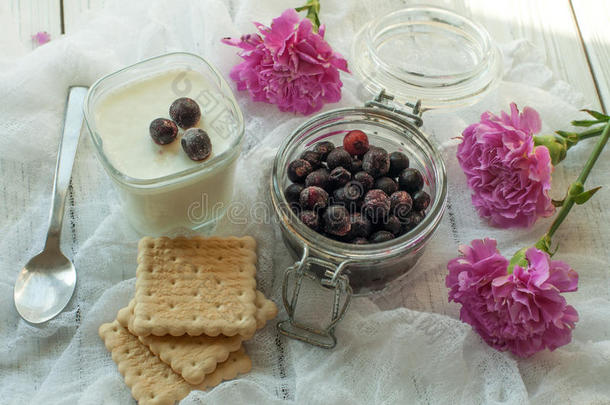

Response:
(277, 246), (353, 349)
(365, 89), (424, 127)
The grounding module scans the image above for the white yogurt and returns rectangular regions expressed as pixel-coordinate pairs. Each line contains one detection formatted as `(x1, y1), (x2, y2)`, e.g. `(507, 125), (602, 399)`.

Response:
(91, 69), (242, 235)
(95, 70), (233, 179)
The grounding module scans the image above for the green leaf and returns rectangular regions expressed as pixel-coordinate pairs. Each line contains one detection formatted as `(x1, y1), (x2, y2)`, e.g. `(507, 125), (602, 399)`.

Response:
(508, 248), (528, 274)
(551, 199), (565, 207)
(534, 235), (554, 256)
(573, 186), (602, 205)
(582, 109), (610, 121)
(296, 0), (321, 31)
(572, 119), (603, 127)
(534, 134), (568, 164)
(568, 182), (584, 197)
(555, 130), (579, 146)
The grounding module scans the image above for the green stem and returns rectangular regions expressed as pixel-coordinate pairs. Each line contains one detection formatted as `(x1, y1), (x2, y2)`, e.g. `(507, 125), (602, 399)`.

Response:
(296, 0), (321, 31)
(536, 121), (610, 252)
(577, 126), (606, 141)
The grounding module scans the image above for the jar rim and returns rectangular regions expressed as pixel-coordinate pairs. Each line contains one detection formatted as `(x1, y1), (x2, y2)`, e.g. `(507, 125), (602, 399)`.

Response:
(271, 106), (448, 261)
(84, 52), (245, 189)
(351, 6), (502, 109)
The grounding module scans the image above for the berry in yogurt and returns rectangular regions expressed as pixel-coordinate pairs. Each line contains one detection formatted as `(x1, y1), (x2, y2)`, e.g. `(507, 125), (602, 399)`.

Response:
(169, 97), (201, 129)
(149, 118), (178, 145)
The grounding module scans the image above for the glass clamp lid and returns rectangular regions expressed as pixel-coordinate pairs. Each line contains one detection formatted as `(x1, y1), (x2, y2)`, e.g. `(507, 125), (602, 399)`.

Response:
(277, 246), (353, 349)
(364, 89), (424, 127)
(352, 6), (502, 109)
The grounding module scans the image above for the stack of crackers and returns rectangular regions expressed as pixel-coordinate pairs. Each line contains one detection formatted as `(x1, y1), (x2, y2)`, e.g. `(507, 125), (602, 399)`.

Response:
(99, 236), (277, 405)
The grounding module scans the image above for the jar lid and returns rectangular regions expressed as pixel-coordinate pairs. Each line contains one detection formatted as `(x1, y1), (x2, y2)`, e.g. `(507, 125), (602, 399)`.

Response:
(351, 7), (502, 109)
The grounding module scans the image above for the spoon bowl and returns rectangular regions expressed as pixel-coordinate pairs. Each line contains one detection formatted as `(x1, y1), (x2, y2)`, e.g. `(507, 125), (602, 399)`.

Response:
(14, 249), (76, 323)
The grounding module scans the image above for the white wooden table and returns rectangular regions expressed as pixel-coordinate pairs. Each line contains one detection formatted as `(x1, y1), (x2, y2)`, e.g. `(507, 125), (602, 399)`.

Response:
(2, 1), (610, 403)
(6, 0), (609, 113)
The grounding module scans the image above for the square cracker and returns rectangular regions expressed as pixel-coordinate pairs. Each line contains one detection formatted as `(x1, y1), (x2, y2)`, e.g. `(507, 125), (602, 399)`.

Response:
(99, 319), (252, 405)
(131, 236), (259, 338)
(118, 291), (277, 385)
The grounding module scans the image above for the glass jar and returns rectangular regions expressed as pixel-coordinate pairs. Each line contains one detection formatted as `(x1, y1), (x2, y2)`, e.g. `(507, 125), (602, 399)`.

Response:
(272, 6), (501, 348)
(84, 52), (244, 235)
(271, 93), (447, 348)
(351, 7), (502, 109)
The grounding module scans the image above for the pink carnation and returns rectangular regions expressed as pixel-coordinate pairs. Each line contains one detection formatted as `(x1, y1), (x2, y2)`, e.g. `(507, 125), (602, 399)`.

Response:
(222, 8), (349, 115)
(457, 103), (554, 227)
(32, 31), (51, 46)
(446, 238), (579, 358)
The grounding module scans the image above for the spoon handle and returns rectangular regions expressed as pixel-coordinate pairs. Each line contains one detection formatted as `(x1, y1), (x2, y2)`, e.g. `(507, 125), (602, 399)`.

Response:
(44, 87), (88, 251)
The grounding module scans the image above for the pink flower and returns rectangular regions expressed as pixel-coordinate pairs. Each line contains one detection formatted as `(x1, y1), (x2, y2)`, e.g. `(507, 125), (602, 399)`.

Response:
(222, 8), (349, 115)
(32, 31), (51, 46)
(446, 238), (579, 358)
(457, 103), (555, 228)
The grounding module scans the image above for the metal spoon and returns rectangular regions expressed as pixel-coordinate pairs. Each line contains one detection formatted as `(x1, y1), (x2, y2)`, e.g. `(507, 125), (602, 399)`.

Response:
(14, 86), (88, 324)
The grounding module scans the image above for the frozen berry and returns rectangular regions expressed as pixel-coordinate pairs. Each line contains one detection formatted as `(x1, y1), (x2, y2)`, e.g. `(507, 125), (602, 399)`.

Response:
(370, 231), (394, 243)
(329, 167), (351, 188)
(352, 237), (369, 245)
(313, 141), (335, 161)
(350, 158), (363, 173)
(389, 151), (410, 177)
(287, 159), (313, 183)
(299, 210), (319, 231)
(332, 187), (347, 205)
(300, 186), (329, 211)
(348, 213), (372, 239)
(362, 147), (390, 178)
(389, 191), (412, 220)
(305, 168), (330, 189)
(343, 130), (370, 156)
(332, 186), (356, 207)
(401, 211), (424, 233)
(300, 150), (322, 169)
(284, 183), (304, 206)
(149, 118), (178, 145)
(353, 171), (374, 192)
(398, 168), (424, 193)
(169, 97), (201, 129)
(374, 177), (398, 196)
(322, 205), (351, 236)
(362, 189), (391, 222)
(412, 190), (431, 212)
(383, 215), (402, 235)
(181, 128), (212, 161)
(327, 148), (352, 171)
(344, 181), (365, 201)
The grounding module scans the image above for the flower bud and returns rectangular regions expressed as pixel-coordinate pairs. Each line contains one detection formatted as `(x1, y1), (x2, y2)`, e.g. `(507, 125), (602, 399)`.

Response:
(534, 135), (568, 165)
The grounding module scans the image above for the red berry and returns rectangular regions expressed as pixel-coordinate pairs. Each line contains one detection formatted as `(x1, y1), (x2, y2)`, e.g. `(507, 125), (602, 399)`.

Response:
(343, 130), (370, 156)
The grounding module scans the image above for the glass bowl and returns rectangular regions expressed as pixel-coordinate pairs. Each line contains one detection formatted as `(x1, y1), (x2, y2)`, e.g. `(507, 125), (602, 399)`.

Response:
(84, 52), (244, 235)
(351, 6), (502, 109)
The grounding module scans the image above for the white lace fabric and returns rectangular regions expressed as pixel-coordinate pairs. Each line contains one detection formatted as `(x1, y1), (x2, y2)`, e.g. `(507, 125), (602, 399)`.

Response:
(1, 1), (609, 404)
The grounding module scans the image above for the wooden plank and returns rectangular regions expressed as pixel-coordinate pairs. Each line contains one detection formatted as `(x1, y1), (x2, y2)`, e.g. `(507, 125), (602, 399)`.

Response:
(571, 0), (610, 112)
(5, 0), (62, 50)
(22, 0), (604, 110)
(62, 0), (107, 33)
(451, 0), (602, 110)
(59, 0), (603, 113)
